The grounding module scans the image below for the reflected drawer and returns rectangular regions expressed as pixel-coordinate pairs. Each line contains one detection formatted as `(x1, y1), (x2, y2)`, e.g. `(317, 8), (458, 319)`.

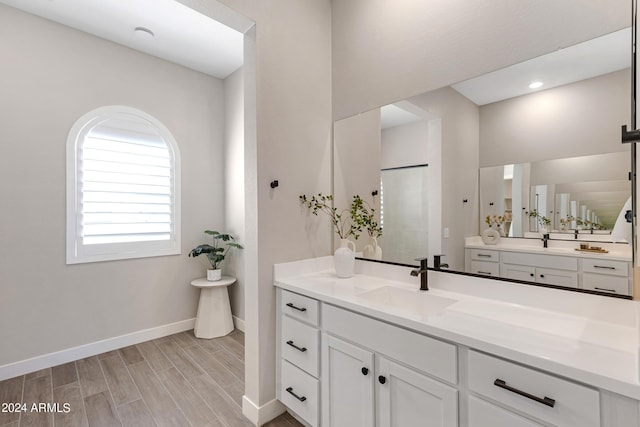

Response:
(583, 273), (630, 295)
(281, 289), (320, 326)
(536, 268), (577, 288)
(470, 260), (500, 277)
(281, 360), (319, 426)
(582, 258), (629, 277)
(468, 350), (599, 427)
(470, 249), (500, 262)
(281, 315), (319, 377)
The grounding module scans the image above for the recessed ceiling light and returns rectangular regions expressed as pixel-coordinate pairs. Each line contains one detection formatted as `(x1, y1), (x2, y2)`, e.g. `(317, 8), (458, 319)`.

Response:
(134, 27), (154, 41)
(529, 81), (543, 89)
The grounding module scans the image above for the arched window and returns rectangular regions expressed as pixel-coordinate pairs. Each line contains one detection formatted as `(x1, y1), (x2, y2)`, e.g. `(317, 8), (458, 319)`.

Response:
(66, 106), (181, 264)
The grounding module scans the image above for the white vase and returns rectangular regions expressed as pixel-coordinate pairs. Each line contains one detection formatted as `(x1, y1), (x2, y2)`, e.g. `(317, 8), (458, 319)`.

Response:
(334, 239), (356, 278)
(481, 228), (500, 245)
(207, 268), (222, 281)
(362, 237), (382, 260)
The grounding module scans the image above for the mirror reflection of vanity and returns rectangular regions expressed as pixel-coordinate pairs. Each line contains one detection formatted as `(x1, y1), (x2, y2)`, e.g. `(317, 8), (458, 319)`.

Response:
(333, 26), (634, 298)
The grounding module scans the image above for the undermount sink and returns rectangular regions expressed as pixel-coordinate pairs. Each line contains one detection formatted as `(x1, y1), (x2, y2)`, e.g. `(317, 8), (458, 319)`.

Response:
(356, 286), (457, 317)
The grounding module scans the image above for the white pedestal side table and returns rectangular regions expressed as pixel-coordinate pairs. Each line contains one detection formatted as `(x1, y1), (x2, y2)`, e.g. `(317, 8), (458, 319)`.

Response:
(190, 276), (236, 339)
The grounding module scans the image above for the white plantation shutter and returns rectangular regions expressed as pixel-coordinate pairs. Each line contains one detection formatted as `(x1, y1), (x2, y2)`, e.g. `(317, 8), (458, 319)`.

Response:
(67, 106), (181, 263)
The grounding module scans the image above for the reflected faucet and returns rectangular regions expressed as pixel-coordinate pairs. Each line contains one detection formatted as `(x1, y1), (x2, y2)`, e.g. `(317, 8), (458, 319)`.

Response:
(542, 233), (550, 248)
(411, 257), (429, 291)
(574, 229), (579, 240)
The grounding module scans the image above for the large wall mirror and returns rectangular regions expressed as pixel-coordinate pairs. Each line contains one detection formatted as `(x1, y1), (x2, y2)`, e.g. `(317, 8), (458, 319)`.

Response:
(333, 26), (634, 298)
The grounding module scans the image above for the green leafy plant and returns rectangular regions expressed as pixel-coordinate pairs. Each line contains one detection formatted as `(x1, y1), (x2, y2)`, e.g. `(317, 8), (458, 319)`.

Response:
(188, 230), (243, 270)
(526, 209), (551, 228)
(300, 193), (362, 239)
(351, 195), (382, 239)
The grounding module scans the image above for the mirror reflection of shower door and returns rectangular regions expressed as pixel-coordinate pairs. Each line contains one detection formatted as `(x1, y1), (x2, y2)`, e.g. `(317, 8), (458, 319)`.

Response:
(379, 165), (428, 264)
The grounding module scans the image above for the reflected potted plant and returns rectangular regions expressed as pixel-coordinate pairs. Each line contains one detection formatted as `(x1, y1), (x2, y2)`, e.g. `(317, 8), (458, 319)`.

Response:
(526, 210), (551, 234)
(351, 195), (383, 260)
(189, 230), (243, 281)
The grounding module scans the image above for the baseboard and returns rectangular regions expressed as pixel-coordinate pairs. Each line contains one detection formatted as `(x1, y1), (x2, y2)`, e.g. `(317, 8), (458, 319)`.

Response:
(233, 315), (245, 332)
(242, 395), (285, 426)
(0, 318), (195, 381)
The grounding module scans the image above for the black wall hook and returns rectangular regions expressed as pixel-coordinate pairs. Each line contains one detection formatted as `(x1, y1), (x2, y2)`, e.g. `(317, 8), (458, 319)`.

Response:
(371, 190), (379, 197)
(270, 180), (279, 189)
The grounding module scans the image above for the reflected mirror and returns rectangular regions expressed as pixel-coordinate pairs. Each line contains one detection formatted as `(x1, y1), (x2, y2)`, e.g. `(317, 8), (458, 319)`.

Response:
(333, 27), (634, 298)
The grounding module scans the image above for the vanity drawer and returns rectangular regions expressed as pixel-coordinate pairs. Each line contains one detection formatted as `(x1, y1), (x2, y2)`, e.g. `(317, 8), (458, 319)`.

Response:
(468, 396), (544, 427)
(281, 289), (320, 326)
(322, 303), (457, 384)
(470, 249), (500, 262)
(470, 260), (500, 277)
(582, 273), (630, 295)
(502, 252), (578, 271)
(582, 258), (629, 277)
(468, 350), (599, 427)
(281, 360), (319, 426)
(281, 315), (319, 377)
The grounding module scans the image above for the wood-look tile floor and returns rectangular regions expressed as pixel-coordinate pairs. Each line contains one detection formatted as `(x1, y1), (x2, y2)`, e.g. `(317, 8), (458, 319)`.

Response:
(0, 330), (302, 427)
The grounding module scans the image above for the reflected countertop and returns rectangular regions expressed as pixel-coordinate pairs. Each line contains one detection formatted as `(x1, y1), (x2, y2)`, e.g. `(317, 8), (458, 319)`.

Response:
(274, 257), (640, 399)
(465, 236), (632, 262)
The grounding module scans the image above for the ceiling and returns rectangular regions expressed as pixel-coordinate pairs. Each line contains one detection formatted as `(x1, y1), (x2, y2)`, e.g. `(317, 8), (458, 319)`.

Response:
(451, 27), (631, 106)
(380, 104), (423, 129)
(0, 0), (244, 79)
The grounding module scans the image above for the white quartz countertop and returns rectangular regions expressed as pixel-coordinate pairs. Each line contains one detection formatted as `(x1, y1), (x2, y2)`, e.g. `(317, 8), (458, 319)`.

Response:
(274, 258), (640, 399)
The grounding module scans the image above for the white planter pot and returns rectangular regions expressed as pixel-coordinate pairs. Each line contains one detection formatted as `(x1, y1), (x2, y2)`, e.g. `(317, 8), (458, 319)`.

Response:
(334, 239), (356, 278)
(207, 268), (222, 281)
(362, 237), (382, 260)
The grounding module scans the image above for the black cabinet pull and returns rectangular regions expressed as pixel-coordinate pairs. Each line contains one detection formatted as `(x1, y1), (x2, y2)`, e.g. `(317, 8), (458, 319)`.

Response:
(378, 375), (386, 384)
(286, 340), (307, 352)
(286, 303), (307, 312)
(595, 287), (617, 293)
(494, 379), (555, 408)
(361, 367), (369, 375)
(478, 254), (491, 258)
(594, 265), (616, 270)
(285, 387), (307, 402)
(478, 271), (492, 275)
(539, 274), (545, 278)
(529, 273), (534, 277)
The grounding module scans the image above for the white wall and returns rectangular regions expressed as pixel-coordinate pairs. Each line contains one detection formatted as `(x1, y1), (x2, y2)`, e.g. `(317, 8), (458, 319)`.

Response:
(0, 5), (225, 366)
(331, 0), (628, 121)
(334, 109), (381, 251)
(480, 70), (631, 167)
(381, 121), (428, 169)
(224, 68), (246, 322)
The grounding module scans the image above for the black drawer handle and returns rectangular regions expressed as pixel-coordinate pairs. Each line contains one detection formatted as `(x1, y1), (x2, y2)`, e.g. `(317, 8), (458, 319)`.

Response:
(378, 375), (386, 384)
(286, 340), (307, 353)
(595, 287), (617, 293)
(478, 271), (492, 275)
(285, 387), (307, 402)
(361, 367), (369, 375)
(477, 254), (492, 258)
(529, 273), (534, 277)
(594, 265), (616, 270)
(494, 379), (555, 408)
(286, 302), (307, 312)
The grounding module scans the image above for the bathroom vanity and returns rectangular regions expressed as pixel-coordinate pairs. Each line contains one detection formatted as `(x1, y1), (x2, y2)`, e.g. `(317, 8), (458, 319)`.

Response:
(274, 257), (640, 427)
(464, 237), (633, 296)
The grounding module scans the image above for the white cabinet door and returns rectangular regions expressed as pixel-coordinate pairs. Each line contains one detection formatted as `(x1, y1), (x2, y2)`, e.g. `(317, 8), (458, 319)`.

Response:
(321, 334), (374, 427)
(501, 264), (536, 282)
(468, 396), (543, 427)
(377, 357), (457, 427)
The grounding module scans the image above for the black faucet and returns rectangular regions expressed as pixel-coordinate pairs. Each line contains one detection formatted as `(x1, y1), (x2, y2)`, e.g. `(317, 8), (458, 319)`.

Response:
(411, 257), (429, 291)
(542, 233), (550, 248)
(434, 254), (449, 270)
(574, 229), (578, 239)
